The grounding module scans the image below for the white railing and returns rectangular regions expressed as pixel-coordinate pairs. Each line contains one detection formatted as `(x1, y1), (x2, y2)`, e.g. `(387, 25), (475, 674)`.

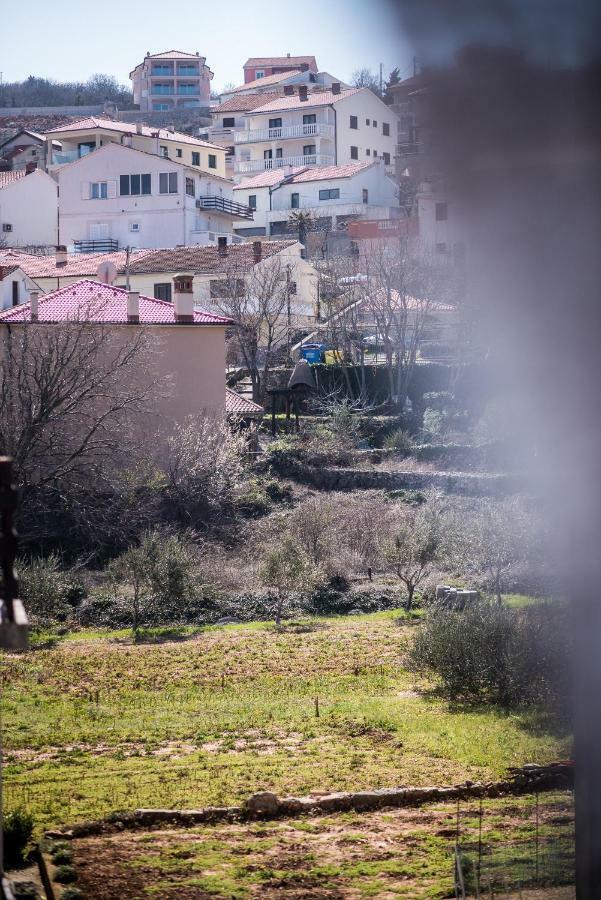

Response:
(236, 153), (335, 174)
(51, 149), (85, 165)
(190, 226), (244, 245)
(235, 123), (335, 144)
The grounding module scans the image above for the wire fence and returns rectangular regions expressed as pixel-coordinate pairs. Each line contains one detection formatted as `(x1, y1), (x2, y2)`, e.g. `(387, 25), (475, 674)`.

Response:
(454, 790), (575, 898)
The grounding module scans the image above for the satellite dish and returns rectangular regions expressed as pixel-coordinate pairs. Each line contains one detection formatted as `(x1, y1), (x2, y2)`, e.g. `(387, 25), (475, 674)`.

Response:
(96, 260), (117, 285)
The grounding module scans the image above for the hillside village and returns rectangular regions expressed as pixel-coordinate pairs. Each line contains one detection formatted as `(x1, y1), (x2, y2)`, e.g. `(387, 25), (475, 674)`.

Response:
(0, 36), (581, 900)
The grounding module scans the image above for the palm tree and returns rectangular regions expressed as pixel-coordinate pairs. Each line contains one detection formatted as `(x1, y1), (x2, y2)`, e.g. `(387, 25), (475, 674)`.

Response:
(287, 210), (314, 247)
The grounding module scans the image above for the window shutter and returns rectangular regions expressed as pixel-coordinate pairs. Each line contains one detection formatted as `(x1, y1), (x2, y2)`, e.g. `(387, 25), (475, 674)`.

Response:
(107, 181), (117, 199)
(81, 181), (91, 200)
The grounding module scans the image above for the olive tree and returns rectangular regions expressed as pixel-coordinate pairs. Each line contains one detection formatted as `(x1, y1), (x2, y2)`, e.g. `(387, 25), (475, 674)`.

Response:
(384, 501), (443, 611)
(259, 534), (316, 625)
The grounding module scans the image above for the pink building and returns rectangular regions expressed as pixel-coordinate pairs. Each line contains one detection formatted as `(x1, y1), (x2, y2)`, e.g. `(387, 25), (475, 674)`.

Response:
(243, 55), (317, 84)
(130, 50), (213, 112)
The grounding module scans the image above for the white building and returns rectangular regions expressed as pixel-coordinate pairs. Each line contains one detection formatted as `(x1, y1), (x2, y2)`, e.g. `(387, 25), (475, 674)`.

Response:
(220, 70), (349, 103)
(416, 184), (468, 265)
(232, 161), (400, 245)
(0, 169), (58, 248)
(234, 85), (398, 178)
(130, 50), (213, 112)
(43, 117), (226, 180)
(57, 142), (252, 251)
(0, 130), (61, 171)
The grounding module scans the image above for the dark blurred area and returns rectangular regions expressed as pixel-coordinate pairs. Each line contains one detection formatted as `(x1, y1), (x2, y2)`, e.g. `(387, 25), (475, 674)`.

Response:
(387, 1), (601, 895)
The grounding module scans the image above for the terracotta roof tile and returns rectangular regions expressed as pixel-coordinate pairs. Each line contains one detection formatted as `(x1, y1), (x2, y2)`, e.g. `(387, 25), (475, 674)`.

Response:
(250, 88), (361, 115)
(0, 280), (233, 325)
(146, 50), (204, 60)
(127, 241), (299, 275)
(43, 117), (221, 150)
(225, 388), (263, 417)
(0, 170), (27, 190)
(213, 92), (284, 114)
(234, 162), (374, 190)
(0, 249), (146, 279)
(226, 71), (303, 94)
(244, 56), (317, 69)
(234, 167), (308, 190)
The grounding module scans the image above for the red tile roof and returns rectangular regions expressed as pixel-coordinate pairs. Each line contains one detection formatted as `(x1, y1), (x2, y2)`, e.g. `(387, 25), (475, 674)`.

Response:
(225, 71), (303, 94)
(0, 249), (142, 279)
(213, 92), (284, 114)
(244, 57), (317, 69)
(43, 117), (221, 150)
(234, 162), (374, 191)
(0, 170), (27, 190)
(250, 88), (360, 115)
(225, 388), (263, 417)
(126, 241), (299, 275)
(0, 280), (233, 326)
(147, 50), (203, 60)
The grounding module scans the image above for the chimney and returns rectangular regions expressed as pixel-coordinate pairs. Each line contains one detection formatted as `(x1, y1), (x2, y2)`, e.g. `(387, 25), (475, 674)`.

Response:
(136, 122), (143, 135)
(284, 84), (294, 96)
(300, 63), (309, 72)
(287, 52), (291, 58)
(55, 245), (67, 267)
(173, 274), (195, 322)
(25, 161), (37, 174)
(127, 291), (140, 324)
(252, 241), (262, 263)
(217, 236), (228, 258)
(299, 85), (308, 102)
(331, 82), (341, 95)
(30, 290), (40, 322)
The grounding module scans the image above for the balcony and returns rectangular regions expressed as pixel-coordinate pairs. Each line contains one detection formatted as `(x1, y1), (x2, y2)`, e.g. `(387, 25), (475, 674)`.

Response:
(397, 141), (422, 156)
(196, 196), (254, 219)
(235, 123), (335, 144)
(151, 86), (175, 95)
(73, 239), (119, 253)
(189, 225), (245, 245)
(236, 153), (335, 174)
(51, 148), (94, 165)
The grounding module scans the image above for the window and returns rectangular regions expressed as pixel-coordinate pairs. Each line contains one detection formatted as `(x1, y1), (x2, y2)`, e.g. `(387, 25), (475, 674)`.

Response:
(373, 120), (377, 127)
(176, 148), (182, 158)
(120, 174), (151, 196)
(383, 122), (390, 136)
(366, 118), (370, 126)
(160, 145), (169, 158)
(373, 149), (377, 157)
(154, 283), (172, 302)
(350, 145), (358, 160)
(191, 151), (200, 166)
(12, 281), (18, 307)
(366, 148), (371, 156)
(303, 145), (316, 156)
(208, 154), (217, 169)
(90, 182), (107, 199)
(291, 192), (300, 208)
(383, 152), (391, 165)
(289, 281), (297, 295)
(255, 70), (264, 79)
(275, 148), (283, 158)
(248, 194), (257, 209)
(435, 202), (448, 221)
(152, 65), (173, 76)
(269, 117), (282, 129)
(302, 114), (316, 125)
(153, 103), (169, 111)
(362, 189), (369, 204)
(436, 242), (447, 253)
(350, 115), (358, 129)
(185, 177), (195, 196)
(318, 188), (340, 200)
(159, 172), (178, 194)
(223, 117), (235, 127)
(264, 149), (273, 160)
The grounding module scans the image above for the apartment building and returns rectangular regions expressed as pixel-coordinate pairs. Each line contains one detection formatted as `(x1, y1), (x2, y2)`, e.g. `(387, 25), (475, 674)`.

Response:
(44, 117), (226, 179)
(201, 93), (284, 178)
(57, 142), (251, 251)
(232, 161), (400, 247)
(416, 186), (468, 264)
(130, 50), (213, 112)
(220, 70), (348, 102)
(243, 56), (317, 83)
(0, 168), (58, 248)
(234, 85), (398, 178)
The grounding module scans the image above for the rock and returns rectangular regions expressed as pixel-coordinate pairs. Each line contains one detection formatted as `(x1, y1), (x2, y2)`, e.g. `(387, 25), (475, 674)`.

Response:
(346, 609), (364, 616)
(245, 791), (279, 816)
(215, 617), (241, 626)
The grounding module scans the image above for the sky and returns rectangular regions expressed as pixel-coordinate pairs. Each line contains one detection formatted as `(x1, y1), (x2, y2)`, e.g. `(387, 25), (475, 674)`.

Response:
(0, 0), (414, 91)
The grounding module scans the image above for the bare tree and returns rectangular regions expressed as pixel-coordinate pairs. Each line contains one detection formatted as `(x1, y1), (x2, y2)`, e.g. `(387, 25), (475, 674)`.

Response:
(384, 499), (443, 611)
(259, 533), (316, 625)
(0, 312), (158, 497)
(351, 68), (383, 97)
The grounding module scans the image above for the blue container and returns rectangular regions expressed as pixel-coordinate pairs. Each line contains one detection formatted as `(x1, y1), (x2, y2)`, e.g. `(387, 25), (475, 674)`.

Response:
(301, 345), (324, 364)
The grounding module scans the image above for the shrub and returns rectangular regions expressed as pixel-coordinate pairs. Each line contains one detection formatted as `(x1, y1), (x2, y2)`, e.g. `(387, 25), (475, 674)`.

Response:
(383, 428), (414, 452)
(3, 809), (34, 869)
(408, 600), (571, 708)
(53, 865), (77, 884)
(18, 555), (84, 624)
(51, 847), (73, 865)
(60, 889), (83, 900)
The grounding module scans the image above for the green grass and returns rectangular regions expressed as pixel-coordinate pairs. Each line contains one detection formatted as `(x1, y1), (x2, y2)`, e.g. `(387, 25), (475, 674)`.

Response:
(2, 612), (570, 834)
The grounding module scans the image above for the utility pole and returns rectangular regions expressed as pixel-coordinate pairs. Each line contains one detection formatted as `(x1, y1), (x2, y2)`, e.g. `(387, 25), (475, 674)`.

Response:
(125, 245), (131, 290)
(379, 63), (383, 97)
(286, 265), (292, 361)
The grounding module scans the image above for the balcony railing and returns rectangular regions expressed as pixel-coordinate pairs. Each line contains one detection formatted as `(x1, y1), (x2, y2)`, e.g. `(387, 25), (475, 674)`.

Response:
(73, 239), (119, 253)
(235, 123), (335, 144)
(236, 153), (335, 174)
(196, 196), (254, 219)
(190, 226), (244, 245)
(51, 149), (82, 165)
(397, 141), (422, 156)
(151, 87), (174, 95)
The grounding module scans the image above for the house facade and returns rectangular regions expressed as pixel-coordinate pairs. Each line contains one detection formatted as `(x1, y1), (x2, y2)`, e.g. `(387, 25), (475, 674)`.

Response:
(0, 169), (58, 248)
(0, 130), (60, 171)
(130, 50), (213, 112)
(243, 56), (317, 84)
(234, 86), (398, 178)
(44, 117), (226, 179)
(57, 143), (251, 251)
(0, 278), (232, 428)
(416, 185), (468, 265)
(232, 161), (400, 249)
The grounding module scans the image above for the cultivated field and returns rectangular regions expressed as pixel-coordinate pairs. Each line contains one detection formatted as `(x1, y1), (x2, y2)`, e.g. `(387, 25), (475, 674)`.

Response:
(2, 611), (570, 836)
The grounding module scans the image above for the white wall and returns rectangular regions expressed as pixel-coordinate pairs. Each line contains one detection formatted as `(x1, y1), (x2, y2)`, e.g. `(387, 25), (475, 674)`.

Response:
(334, 91), (398, 169)
(0, 267), (38, 309)
(0, 170), (57, 247)
(417, 191), (468, 263)
(58, 143), (237, 250)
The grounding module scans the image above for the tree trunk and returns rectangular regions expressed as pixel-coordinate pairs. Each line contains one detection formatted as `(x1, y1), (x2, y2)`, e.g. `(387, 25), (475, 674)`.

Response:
(406, 584), (414, 613)
(495, 571), (503, 605)
(275, 593), (284, 626)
